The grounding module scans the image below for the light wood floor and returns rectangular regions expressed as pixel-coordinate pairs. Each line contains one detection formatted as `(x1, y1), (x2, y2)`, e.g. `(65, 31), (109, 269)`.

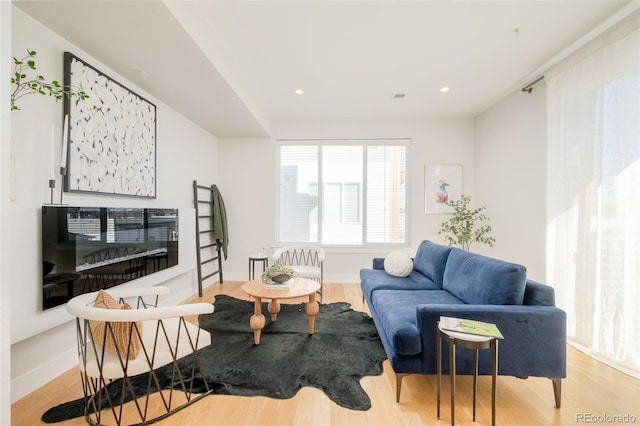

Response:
(12, 282), (640, 426)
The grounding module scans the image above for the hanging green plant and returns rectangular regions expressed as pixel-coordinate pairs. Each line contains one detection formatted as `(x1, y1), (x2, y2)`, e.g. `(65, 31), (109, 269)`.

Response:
(438, 195), (495, 251)
(10, 49), (89, 111)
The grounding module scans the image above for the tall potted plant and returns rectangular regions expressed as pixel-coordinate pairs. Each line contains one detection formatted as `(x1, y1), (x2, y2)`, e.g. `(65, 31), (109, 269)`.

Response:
(438, 195), (495, 251)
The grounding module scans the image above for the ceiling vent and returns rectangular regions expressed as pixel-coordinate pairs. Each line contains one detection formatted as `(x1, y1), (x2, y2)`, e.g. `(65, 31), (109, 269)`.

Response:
(393, 93), (406, 99)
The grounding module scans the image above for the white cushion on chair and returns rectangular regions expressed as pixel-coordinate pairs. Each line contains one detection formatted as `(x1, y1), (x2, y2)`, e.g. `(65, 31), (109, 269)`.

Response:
(82, 317), (211, 380)
(291, 265), (322, 280)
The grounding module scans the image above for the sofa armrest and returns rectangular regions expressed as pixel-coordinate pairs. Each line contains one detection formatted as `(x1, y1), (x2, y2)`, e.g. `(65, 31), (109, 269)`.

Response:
(524, 279), (556, 306)
(415, 304), (566, 378)
(372, 257), (385, 269)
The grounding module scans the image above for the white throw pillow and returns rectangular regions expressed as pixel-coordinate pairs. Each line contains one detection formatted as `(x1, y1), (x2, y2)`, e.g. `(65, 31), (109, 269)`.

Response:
(384, 251), (413, 277)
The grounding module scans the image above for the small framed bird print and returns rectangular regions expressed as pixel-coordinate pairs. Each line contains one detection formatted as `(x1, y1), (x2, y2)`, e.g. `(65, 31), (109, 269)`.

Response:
(425, 164), (462, 214)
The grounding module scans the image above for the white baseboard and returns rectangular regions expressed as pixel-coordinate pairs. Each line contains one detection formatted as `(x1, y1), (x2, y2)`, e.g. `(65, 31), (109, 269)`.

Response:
(326, 274), (360, 284)
(11, 346), (78, 403)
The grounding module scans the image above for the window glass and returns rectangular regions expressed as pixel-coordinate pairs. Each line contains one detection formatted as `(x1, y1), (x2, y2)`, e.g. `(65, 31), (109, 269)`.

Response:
(277, 140), (408, 246)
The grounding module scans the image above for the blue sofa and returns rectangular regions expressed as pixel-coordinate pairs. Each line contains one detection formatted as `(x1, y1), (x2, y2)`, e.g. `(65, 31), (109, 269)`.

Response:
(360, 240), (566, 407)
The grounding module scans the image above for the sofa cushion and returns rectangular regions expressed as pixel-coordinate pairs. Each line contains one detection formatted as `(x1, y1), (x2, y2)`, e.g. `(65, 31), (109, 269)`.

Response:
(361, 269), (440, 300)
(412, 241), (453, 289)
(443, 248), (527, 305)
(384, 251), (413, 277)
(371, 290), (465, 356)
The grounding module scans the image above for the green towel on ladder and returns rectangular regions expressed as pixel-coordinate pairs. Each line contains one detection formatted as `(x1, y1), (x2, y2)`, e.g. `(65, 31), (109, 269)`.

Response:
(211, 185), (229, 259)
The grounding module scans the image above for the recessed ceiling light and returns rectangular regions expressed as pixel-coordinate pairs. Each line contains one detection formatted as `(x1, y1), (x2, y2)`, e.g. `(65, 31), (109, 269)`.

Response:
(440, 86), (450, 93)
(294, 89), (304, 95)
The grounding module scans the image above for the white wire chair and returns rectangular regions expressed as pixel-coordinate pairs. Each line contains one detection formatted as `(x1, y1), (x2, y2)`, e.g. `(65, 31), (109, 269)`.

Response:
(271, 246), (325, 298)
(66, 286), (214, 425)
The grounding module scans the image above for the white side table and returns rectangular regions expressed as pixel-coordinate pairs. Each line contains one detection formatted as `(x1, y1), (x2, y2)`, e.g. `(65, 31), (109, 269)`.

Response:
(437, 322), (499, 426)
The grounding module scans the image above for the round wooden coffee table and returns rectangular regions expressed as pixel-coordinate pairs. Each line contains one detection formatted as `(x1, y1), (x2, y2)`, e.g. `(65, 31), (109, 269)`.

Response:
(241, 277), (321, 345)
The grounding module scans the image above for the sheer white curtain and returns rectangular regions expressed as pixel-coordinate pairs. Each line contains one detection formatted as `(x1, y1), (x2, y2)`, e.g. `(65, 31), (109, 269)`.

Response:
(546, 10), (640, 377)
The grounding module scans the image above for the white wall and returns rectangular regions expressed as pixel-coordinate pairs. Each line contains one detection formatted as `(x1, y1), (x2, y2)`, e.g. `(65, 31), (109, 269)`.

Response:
(218, 117), (476, 282)
(8, 7), (219, 402)
(474, 84), (547, 281)
(1, 2), (13, 423)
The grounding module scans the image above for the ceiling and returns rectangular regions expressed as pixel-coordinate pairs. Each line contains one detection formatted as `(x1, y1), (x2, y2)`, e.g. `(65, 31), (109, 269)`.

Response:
(15, 1), (631, 138)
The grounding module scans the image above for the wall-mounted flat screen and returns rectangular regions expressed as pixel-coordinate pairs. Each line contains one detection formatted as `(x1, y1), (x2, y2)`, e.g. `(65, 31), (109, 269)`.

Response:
(42, 206), (178, 310)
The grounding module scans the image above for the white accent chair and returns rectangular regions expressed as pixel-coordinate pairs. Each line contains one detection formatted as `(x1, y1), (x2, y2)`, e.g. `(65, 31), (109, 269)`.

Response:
(66, 286), (214, 426)
(271, 246), (325, 298)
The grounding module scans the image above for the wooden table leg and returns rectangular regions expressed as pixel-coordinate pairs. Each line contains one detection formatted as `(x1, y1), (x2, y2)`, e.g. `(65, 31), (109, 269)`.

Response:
(268, 299), (280, 321)
(305, 293), (320, 334)
(249, 296), (266, 345)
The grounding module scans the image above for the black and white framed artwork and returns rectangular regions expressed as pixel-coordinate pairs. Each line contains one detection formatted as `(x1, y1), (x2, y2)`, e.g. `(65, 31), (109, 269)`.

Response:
(63, 52), (156, 198)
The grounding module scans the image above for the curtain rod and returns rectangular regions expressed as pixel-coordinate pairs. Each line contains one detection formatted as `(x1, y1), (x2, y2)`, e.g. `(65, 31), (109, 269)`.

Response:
(521, 76), (545, 93)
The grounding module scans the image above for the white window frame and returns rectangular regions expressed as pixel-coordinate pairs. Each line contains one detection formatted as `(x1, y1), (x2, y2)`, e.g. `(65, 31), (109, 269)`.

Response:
(275, 138), (411, 249)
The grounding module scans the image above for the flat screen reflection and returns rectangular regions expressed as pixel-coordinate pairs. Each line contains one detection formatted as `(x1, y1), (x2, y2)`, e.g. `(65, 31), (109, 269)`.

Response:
(42, 206), (178, 310)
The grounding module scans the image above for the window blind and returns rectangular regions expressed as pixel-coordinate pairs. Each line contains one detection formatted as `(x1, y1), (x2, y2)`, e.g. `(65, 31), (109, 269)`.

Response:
(277, 139), (408, 246)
